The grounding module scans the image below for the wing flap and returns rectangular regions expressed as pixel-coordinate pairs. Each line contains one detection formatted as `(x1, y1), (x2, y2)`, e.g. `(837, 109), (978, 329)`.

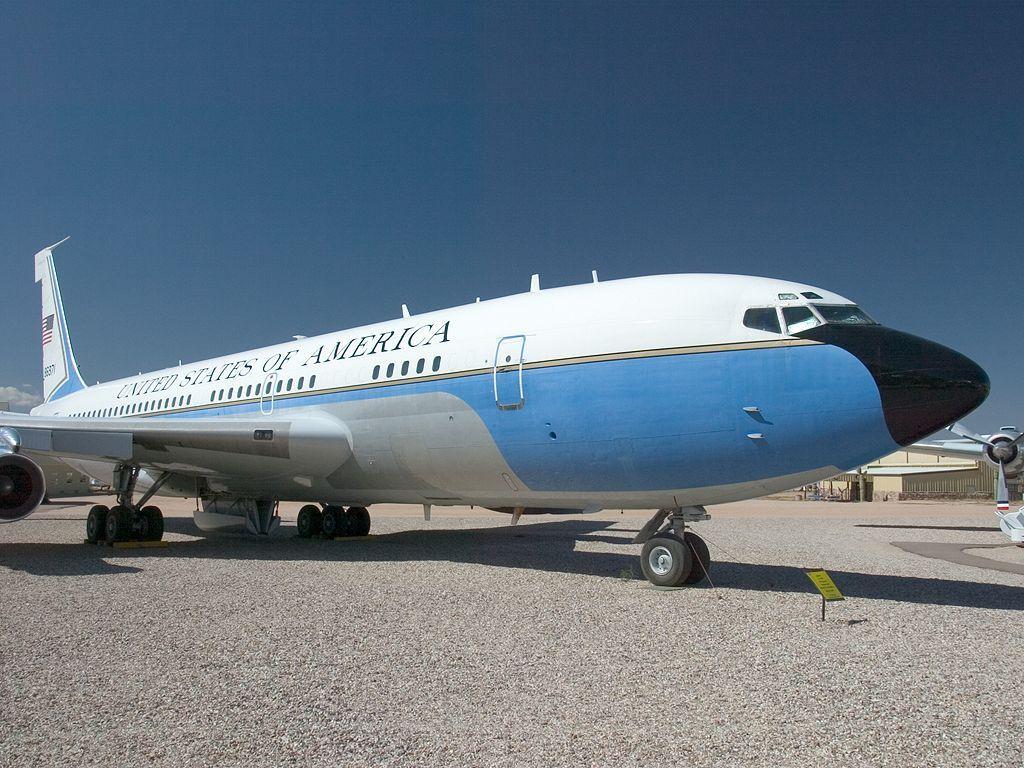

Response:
(17, 427), (134, 460)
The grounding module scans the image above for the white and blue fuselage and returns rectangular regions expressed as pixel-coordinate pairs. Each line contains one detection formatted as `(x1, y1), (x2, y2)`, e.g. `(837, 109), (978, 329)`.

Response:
(31, 273), (989, 512)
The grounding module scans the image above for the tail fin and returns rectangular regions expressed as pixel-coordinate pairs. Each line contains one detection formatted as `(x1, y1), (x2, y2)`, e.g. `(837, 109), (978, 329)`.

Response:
(34, 238), (86, 403)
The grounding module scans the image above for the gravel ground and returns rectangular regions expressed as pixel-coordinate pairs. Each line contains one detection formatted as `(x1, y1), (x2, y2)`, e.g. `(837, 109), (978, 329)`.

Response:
(1, 498), (1022, 768)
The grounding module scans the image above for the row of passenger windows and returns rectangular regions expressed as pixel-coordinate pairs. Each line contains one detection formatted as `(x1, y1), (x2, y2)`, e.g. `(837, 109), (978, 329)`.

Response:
(371, 355), (441, 381)
(72, 394), (194, 418)
(72, 355), (446, 418)
(209, 375), (317, 403)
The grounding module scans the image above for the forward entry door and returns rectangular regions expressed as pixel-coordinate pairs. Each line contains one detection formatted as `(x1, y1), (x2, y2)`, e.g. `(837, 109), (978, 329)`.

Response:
(493, 335), (526, 410)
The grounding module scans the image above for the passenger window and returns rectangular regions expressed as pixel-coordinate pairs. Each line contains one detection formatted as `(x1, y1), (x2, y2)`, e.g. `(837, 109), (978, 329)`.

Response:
(372, 365), (380, 380)
(246, 385), (252, 397)
(286, 378), (293, 392)
(401, 361), (409, 376)
(416, 358), (424, 374)
(254, 384), (261, 397)
(219, 389), (225, 400)
(309, 375), (316, 388)
(432, 356), (441, 372)
(782, 306), (822, 334)
(228, 388), (234, 399)
(386, 363), (395, 378)
(297, 377), (304, 389)
(742, 307), (781, 334)
(187, 395), (192, 405)
(276, 380), (283, 394)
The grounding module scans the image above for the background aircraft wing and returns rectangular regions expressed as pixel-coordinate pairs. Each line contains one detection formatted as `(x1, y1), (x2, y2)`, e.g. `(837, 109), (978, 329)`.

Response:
(0, 411), (351, 477)
(909, 439), (986, 462)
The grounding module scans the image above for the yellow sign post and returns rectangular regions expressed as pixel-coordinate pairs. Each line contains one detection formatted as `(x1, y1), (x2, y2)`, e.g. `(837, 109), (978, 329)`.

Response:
(805, 569), (844, 621)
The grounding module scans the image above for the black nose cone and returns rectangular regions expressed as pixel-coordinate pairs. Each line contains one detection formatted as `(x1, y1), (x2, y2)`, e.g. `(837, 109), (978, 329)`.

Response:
(796, 325), (990, 446)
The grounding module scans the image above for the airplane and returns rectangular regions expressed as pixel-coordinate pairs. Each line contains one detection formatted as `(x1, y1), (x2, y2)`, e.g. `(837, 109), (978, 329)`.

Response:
(0, 239), (990, 586)
(913, 425), (1024, 544)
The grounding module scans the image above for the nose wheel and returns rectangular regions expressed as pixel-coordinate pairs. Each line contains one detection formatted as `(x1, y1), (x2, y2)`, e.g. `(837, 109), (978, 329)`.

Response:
(635, 507), (712, 587)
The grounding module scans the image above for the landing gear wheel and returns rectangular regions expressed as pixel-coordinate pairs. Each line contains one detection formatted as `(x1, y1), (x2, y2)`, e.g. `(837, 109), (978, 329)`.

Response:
(296, 505), (322, 538)
(348, 506), (370, 537)
(683, 531), (711, 584)
(86, 505), (109, 544)
(141, 506), (164, 541)
(105, 505), (132, 544)
(640, 533), (693, 587)
(321, 506), (349, 537)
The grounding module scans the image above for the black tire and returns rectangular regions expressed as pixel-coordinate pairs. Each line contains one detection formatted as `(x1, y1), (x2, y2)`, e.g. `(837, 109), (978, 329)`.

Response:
(141, 506), (164, 541)
(349, 506), (371, 537)
(105, 505), (132, 544)
(683, 531), (711, 584)
(296, 505), (322, 538)
(86, 505), (109, 544)
(640, 533), (693, 587)
(321, 506), (347, 537)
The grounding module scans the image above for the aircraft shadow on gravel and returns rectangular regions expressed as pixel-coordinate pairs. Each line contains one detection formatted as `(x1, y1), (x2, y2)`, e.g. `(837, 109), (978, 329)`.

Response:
(2, 518), (1022, 611)
(855, 523), (1000, 533)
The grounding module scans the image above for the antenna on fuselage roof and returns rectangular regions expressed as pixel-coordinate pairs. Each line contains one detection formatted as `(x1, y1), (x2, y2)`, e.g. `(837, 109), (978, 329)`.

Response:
(592, 270), (599, 283)
(530, 274), (540, 292)
(401, 304), (410, 318)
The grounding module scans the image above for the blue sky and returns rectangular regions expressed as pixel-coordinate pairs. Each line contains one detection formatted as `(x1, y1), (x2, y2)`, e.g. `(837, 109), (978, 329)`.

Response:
(1, 1), (1021, 430)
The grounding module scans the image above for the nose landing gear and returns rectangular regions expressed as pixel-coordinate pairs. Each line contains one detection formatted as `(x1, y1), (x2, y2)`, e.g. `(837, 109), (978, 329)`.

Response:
(634, 507), (712, 587)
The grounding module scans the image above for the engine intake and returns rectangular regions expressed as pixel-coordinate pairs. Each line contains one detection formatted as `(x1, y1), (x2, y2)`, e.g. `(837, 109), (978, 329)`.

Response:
(0, 454), (46, 522)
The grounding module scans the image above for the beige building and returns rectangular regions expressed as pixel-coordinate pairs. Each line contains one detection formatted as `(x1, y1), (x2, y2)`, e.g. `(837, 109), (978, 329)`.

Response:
(816, 449), (1020, 502)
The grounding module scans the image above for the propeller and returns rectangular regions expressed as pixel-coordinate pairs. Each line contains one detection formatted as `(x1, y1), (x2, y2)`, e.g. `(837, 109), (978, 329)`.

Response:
(948, 422), (1024, 513)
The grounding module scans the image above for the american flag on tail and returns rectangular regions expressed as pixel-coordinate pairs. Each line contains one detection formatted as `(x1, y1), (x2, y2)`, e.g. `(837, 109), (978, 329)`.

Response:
(42, 314), (55, 345)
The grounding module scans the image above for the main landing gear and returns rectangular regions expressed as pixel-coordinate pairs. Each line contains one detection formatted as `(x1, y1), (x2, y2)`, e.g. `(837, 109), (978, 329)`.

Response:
(296, 504), (371, 538)
(633, 507), (712, 587)
(85, 465), (169, 545)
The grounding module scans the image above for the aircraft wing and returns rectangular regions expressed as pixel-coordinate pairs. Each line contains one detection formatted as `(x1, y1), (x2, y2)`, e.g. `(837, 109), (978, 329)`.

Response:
(909, 438), (986, 462)
(0, 411), (352, 478)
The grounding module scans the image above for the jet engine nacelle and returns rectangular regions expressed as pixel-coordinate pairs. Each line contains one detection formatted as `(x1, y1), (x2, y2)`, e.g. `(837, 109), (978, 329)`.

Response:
(0, 453), (46, 523)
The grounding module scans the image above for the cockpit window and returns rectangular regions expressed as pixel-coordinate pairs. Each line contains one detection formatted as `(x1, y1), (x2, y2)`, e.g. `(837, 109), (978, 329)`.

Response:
(743, 307), (781, 334)
(782, 306), (822, 334)
(800, 291), (823, 299)
(813, 304), (876, 325)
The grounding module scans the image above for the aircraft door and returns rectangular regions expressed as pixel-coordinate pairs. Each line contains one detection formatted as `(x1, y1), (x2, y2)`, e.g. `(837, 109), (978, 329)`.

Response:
(493, 335), (526, 410)
(260, 372), (278, 415)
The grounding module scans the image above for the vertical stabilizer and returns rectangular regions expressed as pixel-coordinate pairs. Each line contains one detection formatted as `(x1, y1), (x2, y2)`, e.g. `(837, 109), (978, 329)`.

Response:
(34, 238), (86, 403)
